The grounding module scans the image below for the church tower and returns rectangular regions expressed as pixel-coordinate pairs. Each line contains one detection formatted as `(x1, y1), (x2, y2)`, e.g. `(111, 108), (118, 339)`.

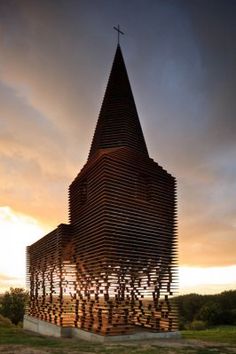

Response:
(25, 44), (178, 337)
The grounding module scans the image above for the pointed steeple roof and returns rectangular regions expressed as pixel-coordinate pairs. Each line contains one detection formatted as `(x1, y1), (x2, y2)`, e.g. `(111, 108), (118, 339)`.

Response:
(88, 45), (149, 160)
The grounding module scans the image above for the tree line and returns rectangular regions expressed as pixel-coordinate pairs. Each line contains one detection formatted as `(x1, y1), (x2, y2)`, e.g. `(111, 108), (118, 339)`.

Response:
(174, 290), (236, 329)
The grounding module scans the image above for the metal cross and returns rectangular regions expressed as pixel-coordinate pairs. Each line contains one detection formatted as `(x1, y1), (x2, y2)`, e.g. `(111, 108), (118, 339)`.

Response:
(113, 25), (124, 45)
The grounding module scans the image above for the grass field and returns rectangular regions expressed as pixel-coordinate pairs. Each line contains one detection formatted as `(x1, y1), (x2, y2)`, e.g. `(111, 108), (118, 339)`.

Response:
(182, 326), (236, 344)
(0, 323), (236, 354)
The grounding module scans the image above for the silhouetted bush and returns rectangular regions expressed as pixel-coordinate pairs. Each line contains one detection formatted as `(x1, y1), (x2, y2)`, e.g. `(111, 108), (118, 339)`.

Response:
(175, 293), (205, 324)
(0, 288), (28, 325)
(218, 309), (236, 325)
(196, 302), (222, 325)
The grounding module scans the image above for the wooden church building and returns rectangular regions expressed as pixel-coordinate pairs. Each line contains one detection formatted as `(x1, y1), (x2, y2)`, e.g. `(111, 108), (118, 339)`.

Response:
(24, 43), (178, 338)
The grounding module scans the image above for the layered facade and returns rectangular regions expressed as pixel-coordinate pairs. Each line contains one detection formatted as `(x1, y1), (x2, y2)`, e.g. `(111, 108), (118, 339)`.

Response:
(26, 45), (178, 335)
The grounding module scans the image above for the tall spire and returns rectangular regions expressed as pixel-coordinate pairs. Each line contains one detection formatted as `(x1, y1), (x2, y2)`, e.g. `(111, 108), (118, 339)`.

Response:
(88, 45), (149, 160)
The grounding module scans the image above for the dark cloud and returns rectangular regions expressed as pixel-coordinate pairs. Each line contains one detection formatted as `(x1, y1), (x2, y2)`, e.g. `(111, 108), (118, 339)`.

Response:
(187, 0), (236, 149)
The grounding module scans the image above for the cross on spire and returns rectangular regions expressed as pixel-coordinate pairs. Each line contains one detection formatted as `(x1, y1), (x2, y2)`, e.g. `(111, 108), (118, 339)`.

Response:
(113, 25), (124, 45)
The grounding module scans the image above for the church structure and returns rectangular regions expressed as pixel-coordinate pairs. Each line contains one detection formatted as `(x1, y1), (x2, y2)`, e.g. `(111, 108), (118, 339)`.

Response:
(25, 44), (178, 338)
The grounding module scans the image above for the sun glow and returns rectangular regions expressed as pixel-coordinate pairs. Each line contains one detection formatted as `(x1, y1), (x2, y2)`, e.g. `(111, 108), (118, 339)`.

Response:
(0, 206), (51, 292)
(179, 265), (236, 294)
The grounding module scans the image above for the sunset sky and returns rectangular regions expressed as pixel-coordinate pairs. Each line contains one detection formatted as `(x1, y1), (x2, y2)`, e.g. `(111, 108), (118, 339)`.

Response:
(0, 0), (235, 294)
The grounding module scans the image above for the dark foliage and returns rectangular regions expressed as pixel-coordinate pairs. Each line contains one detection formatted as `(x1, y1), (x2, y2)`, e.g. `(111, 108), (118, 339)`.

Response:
(175, 290), (236, 329)
(196, 302), (223, 325)
(0, 288), (28, 325)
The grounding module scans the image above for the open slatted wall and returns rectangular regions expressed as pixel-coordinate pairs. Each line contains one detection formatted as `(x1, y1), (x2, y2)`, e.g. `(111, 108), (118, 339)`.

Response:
(27, 229), (60, 323)
(26, 151), (178, 334)
(67, 147), (178, 335)
(26, 225), (75, 326)
(104, 148), (178, 332)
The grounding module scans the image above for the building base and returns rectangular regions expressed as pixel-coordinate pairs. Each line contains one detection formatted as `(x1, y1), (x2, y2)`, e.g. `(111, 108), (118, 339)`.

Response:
(23, 315), (181, 343)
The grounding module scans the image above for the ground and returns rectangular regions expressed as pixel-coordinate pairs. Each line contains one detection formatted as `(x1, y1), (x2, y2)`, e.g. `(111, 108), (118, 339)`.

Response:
(0, 324), (236, 354)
